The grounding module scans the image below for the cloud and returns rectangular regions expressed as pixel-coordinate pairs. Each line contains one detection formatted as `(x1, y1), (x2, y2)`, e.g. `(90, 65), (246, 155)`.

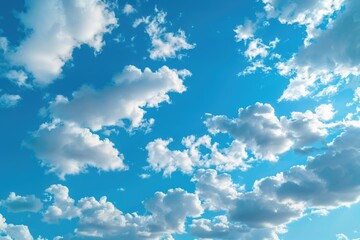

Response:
(146, 135), (249, 177)
(277, 0), (360, 101)
(0, 94), (21, 108)
(0, 192), (42, 213)
(123, 3), (136, 15)
(262, 0), (344, 45)
(0, 213), (33, 240)
(49, 65), (189, 131)
(205, 102), (293, 161)
(133, 9), (195, 60)
(191, 215), (281, 240)
(43, 184), (80, 223)
(234, 19), (256, 43)
(43, 185), (203, 239)
(7, 0), (117, 85)
(24, 121), (126, 179)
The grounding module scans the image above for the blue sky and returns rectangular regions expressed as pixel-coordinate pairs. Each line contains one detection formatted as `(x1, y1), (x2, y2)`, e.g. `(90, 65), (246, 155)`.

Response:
(0, 0), (360, 239)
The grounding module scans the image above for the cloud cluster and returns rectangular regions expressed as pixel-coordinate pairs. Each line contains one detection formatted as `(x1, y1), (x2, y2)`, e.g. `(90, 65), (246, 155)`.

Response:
(43, 185), (203, 239)
(133, 9), (195, 60)
(26, 65), (189, 178)
(0, 94), (21, 108)
(7, 0), (117, 85)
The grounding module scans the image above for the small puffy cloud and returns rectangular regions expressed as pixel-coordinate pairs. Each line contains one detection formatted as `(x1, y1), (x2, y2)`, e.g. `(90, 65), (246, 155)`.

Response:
(50, 65), (189, 131)
(1, 192), (42, 213)
(24, 121), (126, 179)
(244, 38), (270, 60)
(8, 0), (118, 85)
(0, 213), (33, 240)
(134, 9), (195, 60)
(234, 19), (256, 43)
(5, 70), (31, 88)
(0, 94), (21, 108)
(336, 233), (350, 240)
(123, 3), (136, 15)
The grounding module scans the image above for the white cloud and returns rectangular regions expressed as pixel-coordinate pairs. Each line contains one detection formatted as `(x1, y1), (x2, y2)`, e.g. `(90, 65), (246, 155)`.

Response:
(5, 70), (31, 88)
(8, 0), (118, 85)
(123, 3), (136, 15)
(24, 121), (126, 179)
(262, 0), (345, 45)
(133, 9), (195, 60)
(146, 135), (249, 177)
(244, 38), (269, 60)
(1, 192), (42, 213)
(43, 185), (203, 239)
(43, 184), (80, 223)
(205, 103), (293, 161)
(277, 0), (360, 101)
(0, 94), (21, 108)
(205, 102), (332, 161)
(0, 213), (33, 240)
(336, 233), (350, 240)
(50, 65), (189, 131)
(234, 19), (256, 43)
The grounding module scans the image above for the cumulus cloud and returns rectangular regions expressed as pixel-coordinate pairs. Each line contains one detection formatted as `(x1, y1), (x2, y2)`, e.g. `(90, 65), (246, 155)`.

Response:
(7, 0), (117, 85)
(24, 121), (126, 179)
(133, 9), (195, 60)
(146, 135), (249, 177)
(50, 65), (189, 131)
(0, 213), (33, 240)
(205, 102), (333, 161)
(1, 193), (42, 213)
(43, 184), (203, 239)
(205, 103), (293, 161)
(0, 94), (21, 108)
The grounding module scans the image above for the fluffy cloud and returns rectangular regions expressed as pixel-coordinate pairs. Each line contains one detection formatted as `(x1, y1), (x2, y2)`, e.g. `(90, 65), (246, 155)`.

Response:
(133, 9), (195, 60)
(0, 94), (21, 108)
(205, 103), (293, 161)
(234, 19), (256, 43)
(0, 214), (33, 240)
(277, 0), (360, 101)
(146, 135), (249, 176)
(44, 185), (203, 239)
(24, 121), (126, 179)
(205, 102), (332, 161)
(50, 65), (189, 131)
(262, 0), (344, 45)
(8, 0), (117, 85)
(0, 193), (42, 213)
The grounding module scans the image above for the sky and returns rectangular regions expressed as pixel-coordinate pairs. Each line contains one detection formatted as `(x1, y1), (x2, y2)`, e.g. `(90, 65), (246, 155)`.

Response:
(0, 0), (360, 239)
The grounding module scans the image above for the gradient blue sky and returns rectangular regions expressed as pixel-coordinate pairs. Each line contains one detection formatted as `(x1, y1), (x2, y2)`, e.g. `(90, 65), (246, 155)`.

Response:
(0, 0), (360, 239)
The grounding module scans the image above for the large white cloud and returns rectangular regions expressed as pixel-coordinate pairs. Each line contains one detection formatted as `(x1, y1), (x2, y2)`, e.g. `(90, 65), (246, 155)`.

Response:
(24, 121), (126, 179)
(0, 193), (42, 213)
(8, 0), (117, 85)
(133, 9), (195, 60)
(0, 213), (33, 240)
(50, 65), (189, 131)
